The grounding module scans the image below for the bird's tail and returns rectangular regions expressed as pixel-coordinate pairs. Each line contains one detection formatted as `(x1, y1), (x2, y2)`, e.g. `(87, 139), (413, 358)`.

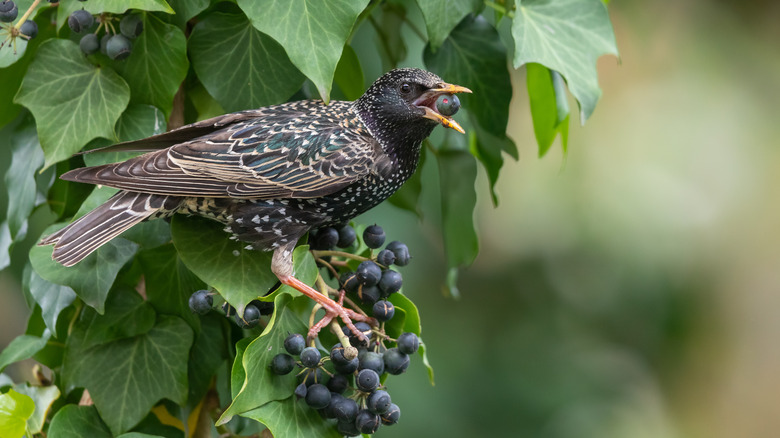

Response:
(40, 191), (181, 267)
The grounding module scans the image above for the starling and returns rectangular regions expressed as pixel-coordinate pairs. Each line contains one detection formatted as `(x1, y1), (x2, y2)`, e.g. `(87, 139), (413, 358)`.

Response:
(39, 68), (470, 337)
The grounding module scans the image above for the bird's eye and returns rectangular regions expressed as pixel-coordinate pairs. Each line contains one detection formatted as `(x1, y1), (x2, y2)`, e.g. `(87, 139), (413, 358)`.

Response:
(399, 83), (412, 94)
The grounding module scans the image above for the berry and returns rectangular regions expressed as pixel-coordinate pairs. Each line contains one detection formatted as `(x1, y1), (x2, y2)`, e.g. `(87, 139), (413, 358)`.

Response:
(336, 419), (360, 437)
(333, 356), (359, 374)
(119, 14), (143, 39)
(383, 348), (409, 375)
(376, 249), (395, 266)
(221, 302), (235, 317)
(236, 304), (260, 328)
(188, 290), (212, 315)
(358, 351), (384, 375)
(355, 409), (381, 434)
(300, 346), (321, 368)
(340, 272), (360, 293)
(378, 270), (403, 296)
(106, 34), (132, 60)
(294, 382), (307, 399)
(341, 322), (372, 347)
(322, 393), (345, 419)
(372, 300), (395, 322)
(0, 1), (17, 23)
(327, 373), (349, 394)
(284, 333), (305, 355)
(386, 241), (410, 266)
(250, 299), (274, 315)
(356, 369), (379, 392)
(333, 396), (359, 423)
(79, 33), (99, 55)
(435, 93), (461, 116)
(367, 390), (392, 414)
(19, 20), (37, 39)
(381, 403), (401, 425)
(362, 225), (385, 249)
(304, 383), (331, 409)
(270, 353), (295, 375)
(356, 261), (381, 287)
(336, 224), (356, 248)
(68, 10), (93, 33)
(100, 33), (110, 55)
(312, 226), (338, 250)
(358, 285), (380, 306)
(397, 332), (419, 355)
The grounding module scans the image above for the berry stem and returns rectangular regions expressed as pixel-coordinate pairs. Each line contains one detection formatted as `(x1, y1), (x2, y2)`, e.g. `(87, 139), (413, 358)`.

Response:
(311, 250), (371, 263)
(14, 0), (41, 30)
(314, 256), (340, 279)
(331, 320), (353, 351)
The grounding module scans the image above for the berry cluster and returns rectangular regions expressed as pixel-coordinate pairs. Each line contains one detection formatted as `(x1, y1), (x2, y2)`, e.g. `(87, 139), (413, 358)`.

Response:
(271, 330), (419, 436)
(0, 1), (38, 42)
(69, 7), (143, 60)
(188, 289), (274, 329)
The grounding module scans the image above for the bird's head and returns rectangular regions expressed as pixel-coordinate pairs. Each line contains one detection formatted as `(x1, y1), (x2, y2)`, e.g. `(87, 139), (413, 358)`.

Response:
(355, 68), (471, 148)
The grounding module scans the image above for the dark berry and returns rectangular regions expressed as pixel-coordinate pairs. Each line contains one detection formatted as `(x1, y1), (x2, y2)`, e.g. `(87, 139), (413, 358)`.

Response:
(381, 403), (401, 425)
(372, 300), (395, 322)
(106, 34), (132, 60)
(300, 346), (321, 368)
(333, 356), (359, 375)
(336, 224), (356, 248)
(312, 226), (338, 250)
(341, 322), (372, 347)
(100, 33), (110, 55)
(362, 225), (386, 249)
(68, 10), (93, 33)
(221, 302), (235, 317)
(367, 390), (392, 414)
(356, 260), (381, 287)
(327, 373), (350, 394)
(383, 348), (409, 375)
(355, 409), (381, 434)
(19, 20), (37, 39)
(333, 396), (359, 423)
(79, 33), (99, 55)
(323, 393), (345, 418)
(386, 241), (410, 266)
(336, 419), (360, 437)
(270, 353), (295, 375)
(397, 332), (419, 355)
(250, 299), (274, 315)
(294, 382), (307, 399)
(435, 93), (461, 116)
(0, 1), (17, 23)
(236, 304), (260, 328)
(188, 290), (212, 315)
(119, 14), (143, 38)
(299, 367), (328, 386)
(330, 343), (349, 364)
(340, 271), (360, 293)
(358, 351), (384, 375)
(284, 333), (305, 355)
(376, 249), (396, 266)
(358, 285), (380, 306)
(356, 369), (379, 392)
(378, 270), (403, 296)
(304, 383), (331, 409)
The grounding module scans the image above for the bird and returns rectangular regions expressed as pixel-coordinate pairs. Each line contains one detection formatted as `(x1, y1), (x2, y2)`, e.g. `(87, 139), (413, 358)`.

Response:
(39, 68), (471, 337)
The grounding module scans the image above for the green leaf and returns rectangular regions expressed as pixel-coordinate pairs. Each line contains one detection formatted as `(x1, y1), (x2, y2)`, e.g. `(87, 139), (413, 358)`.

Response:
(242, 396), (342, 438)
(14, 39), (130, 169)
(512, 0), (618, 121)
(218, 294), (307, 424)
(57, 0), (175, 30)
(437, 148), (478, 277)
(527, 63), (569, 156)
(0, 331), (51, 373)
(0, 389), (34, 438)
(5, 121), (43, 239)
(171, 215), (278, 316)
(334, 45), (364, 101)
(0, 37), (27, 69)
(12, 383), (60, 435)
(117, 433), (168, 438)
(388, 145), (426, 218)
(236, 0), (369, 101)
(189, 12), (305, 112)
(373, 2), (407, 71)
(187, 314), (228, 408)
(78, 286), (156, 348)
(389, 292), (434, 384)
(47, 405), (112, 438)
(415, 0), (481, 51)
(64, 316), (193, 435)
(30, 224), (138, 314)
(166, 0), (209, 27)
(0, 222), (10, 271)
(24, 267), (76, 338)
(118, 14), (188, 117)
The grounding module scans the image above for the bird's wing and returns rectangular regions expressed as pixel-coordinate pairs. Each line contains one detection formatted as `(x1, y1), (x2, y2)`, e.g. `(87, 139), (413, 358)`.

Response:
(62, 101), (392, 199)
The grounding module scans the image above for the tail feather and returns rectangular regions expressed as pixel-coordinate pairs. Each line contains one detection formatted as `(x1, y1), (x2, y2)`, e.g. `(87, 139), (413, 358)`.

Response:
(40, 191), (181, 267)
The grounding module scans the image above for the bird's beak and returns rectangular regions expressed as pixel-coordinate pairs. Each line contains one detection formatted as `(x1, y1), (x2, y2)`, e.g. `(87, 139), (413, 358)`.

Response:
(413, 83), (472, 134)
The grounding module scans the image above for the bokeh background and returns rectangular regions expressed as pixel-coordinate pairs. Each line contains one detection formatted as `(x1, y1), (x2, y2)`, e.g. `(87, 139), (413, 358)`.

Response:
(3, 0), (780, 437)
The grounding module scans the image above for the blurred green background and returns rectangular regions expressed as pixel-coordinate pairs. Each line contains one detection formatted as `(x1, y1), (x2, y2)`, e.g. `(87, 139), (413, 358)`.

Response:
(3, 0), (780, 437)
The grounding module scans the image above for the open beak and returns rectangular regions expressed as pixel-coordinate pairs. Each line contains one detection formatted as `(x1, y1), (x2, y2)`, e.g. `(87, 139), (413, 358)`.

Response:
(413, 83), (472, 134)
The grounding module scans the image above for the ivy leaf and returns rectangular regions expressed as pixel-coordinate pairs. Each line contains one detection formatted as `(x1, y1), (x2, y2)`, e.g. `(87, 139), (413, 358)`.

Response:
(415, 0), (481, 51)
(0, 389), (35, 438)
(57, 0), (175, 30)
(5, 121), (43, 240)
(236, 0), (369, 102)
(334, 45), (364, 101)
(189, 12), (305, 112)
(78, 287), (156, 349)
(118, 14), (188, 118)
(47, 405), (112, 438)
(512, 0), (618, 121)
(0, 331), (50, 373)
(218, 294), (307, 424)
(527, 63), (569, 156)
(187, 314), (228, 409)
(12, 383), (60, 435)
(14, 39), (130, 169)
(166, 0), (209, 27)
(242, 396), (342, 438)
(30, 224), (138, 314)
(64, 316), (193, 435)
(24, 267), (76, 338)
(0, 37), (27, 69)
(117, 433), (168, 438)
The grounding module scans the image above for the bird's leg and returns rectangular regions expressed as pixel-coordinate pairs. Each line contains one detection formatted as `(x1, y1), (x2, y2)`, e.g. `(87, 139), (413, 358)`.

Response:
(272, 243), (375, 342)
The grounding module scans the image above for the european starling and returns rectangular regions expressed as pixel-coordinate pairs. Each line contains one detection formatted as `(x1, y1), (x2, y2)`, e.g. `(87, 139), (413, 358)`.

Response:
(39, 68), (470, 337)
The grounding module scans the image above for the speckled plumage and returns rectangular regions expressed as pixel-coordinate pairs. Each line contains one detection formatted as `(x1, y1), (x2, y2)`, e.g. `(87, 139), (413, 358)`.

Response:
(41, 68), (467, 268)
